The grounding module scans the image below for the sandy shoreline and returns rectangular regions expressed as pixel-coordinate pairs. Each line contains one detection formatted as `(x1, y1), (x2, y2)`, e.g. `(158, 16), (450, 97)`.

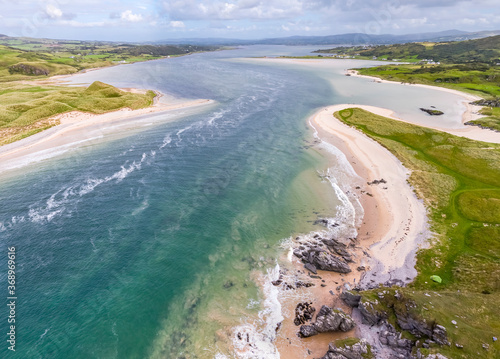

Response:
(274, 104), (429, 358)
(0, 95), (215, 173)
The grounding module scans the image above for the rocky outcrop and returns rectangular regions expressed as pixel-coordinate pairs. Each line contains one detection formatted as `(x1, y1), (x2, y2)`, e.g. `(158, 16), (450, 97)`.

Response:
(464, 121), (500, 133)
(340, 290), (362, 307)
(321, 339), (373, 359)
(420, 108), (444, 116)
(294, 302), (316, 326)
(471, 98), (500, 107)
(293, 236), (353, 274)
(299, 306), (355, 338)
(340, 289), (450, 358)
(271, 268), (314, 290)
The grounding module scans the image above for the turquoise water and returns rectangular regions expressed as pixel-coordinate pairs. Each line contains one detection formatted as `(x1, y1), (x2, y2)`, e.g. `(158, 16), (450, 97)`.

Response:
(0, 47), (341, 358)
(0, 47), (470, 358)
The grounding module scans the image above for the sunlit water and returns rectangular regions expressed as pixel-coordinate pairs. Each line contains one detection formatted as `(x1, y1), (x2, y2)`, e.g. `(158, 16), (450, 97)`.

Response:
(0, 46), (469, 358)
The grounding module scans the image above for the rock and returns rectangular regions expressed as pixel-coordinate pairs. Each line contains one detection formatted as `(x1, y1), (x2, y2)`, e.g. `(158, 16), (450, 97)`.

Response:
(294, 302), (316, 326)
(305, 262), (318, 274)
(432, 325), (449, 346)
(298, 305), (355, 338)
(308, 250), (352, 273)
(482, 343), (489, 350)
(320, 339), (372, 359)
(340, 290), (361, 307)
(455, 343), (463, 349)
(358, 300), (385, 326)
(420, 108), (444, 116)
(451, 320), (457, 325)
(298, 325), (318, 338)
(472, 98), (500, 107)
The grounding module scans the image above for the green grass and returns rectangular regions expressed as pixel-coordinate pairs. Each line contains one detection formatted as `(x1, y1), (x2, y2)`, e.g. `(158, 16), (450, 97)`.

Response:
(0, 81), (156, 146)
(315, 35), (500, 64)
(334, 108), (500, 358)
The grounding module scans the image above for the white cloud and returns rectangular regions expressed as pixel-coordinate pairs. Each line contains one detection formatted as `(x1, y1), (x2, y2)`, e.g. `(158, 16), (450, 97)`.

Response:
(46, 4), (63, 19)
(58, 20), (108, 28)
(169, 20), (185, 28)
(120, 10), (143, 22)
(162, 0), (305, 21)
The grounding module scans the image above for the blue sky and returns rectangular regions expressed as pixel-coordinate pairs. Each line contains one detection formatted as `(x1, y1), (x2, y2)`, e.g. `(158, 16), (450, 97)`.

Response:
(1, 0), (499, 41)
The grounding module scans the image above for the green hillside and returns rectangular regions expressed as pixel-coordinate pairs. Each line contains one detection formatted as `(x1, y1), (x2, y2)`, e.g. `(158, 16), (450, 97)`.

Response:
(316, 35), (500, 64)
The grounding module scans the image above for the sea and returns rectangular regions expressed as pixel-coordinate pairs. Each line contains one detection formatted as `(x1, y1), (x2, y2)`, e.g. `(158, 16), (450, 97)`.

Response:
(0, 45), (469, 358)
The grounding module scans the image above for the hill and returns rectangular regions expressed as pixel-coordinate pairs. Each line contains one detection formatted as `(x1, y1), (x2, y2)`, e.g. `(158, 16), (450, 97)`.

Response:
(315, 35), (500, 64)
(153, 30), (500, 46)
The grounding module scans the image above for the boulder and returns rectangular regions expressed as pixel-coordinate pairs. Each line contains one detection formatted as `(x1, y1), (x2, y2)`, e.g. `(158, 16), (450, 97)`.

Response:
(298, 325), (318, 338)
(309, 250), (352, 273)
(299, 305), (355, 337)
(340, 291), (361, 307)
(358, 300), (385, 326)
(305, 262), (317, 274)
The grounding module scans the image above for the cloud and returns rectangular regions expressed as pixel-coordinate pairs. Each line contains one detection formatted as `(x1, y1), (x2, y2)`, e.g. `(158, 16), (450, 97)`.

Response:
(46, 4), (63, 19)
(162, 0), (305, 21)
(169, 20), (185, 28)
(58, 20), (108, 28)
(120, 10), (143, 22)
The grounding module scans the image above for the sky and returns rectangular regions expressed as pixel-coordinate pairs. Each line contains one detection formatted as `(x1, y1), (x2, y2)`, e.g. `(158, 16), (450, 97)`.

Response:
(0, 0), (499, 42)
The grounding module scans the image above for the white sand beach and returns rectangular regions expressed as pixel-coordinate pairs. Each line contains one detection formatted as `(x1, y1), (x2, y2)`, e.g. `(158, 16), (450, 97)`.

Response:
(0, 94), (215, 173)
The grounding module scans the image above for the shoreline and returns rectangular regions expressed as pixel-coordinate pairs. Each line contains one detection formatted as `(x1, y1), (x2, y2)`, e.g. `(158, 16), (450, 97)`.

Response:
(0, 93), (215, 174)
(274, 104), (429, 358)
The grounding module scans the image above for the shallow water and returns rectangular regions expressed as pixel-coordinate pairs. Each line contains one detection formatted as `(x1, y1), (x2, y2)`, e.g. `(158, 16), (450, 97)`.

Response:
(0, 46), (470, 358)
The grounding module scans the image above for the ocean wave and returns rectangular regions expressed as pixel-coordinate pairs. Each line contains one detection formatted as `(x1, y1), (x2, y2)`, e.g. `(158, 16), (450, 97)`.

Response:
(25, 152), (150, 225)
(231, 264), (283, 359)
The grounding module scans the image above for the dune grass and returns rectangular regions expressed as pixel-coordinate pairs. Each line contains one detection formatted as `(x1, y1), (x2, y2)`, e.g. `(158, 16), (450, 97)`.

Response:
(334, 108), (500, 358)
(0, 81), (156, 146)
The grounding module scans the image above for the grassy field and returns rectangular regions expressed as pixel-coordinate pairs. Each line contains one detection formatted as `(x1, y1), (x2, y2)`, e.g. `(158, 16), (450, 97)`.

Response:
(0, 81), (156, 146)
(0, 36), (216, 146)
(315, 35), (500, 64)
(335, 108), (500, 358)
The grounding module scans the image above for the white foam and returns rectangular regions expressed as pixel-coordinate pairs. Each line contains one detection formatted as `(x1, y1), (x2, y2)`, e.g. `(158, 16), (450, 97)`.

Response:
(231, 264), (283, 359)
(25, 152), (150, 225)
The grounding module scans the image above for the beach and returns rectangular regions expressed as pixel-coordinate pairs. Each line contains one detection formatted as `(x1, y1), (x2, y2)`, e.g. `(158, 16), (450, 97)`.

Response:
(274, 104), (429, 358)
(0, 92), (215, 173)
(257, 58), (500, 358)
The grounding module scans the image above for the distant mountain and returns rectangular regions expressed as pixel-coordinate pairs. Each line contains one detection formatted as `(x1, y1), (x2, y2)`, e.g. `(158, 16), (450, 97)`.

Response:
(154, 30), (500, 46)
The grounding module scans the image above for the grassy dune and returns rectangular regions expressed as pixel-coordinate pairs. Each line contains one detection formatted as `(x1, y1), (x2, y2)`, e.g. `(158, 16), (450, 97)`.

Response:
(335, 108), (500, 358)
(0, 81), (156, 146)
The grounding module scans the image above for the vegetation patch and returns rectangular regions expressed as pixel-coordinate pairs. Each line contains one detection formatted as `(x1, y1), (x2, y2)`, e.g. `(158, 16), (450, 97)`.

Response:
(457, 190), (500, 223)
(0, 81), (156, 146)
(334, 108), (500, 358)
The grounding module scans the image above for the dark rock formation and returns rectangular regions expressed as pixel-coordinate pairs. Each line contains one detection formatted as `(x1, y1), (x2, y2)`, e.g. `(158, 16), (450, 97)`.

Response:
(367, 178), (387, 185)
(310, 250), (352, 273)
(298, 305), (355, 338)
(294, 302), (316, 326)
(320, 339), (372, 359)
(464, 121), (500, 133)
(294, 238), (352, 274)
(471, 98), (500, 107)
(305, 262), (318, 274)
(420, 108), (444, 116)
(340, 290), (362, 307)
